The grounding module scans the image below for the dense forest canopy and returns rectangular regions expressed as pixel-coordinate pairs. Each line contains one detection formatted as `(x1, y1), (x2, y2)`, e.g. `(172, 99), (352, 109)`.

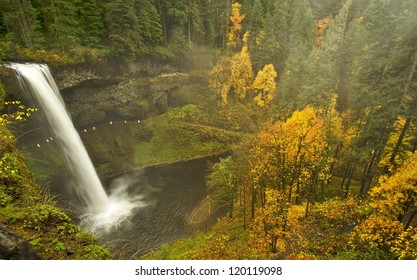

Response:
(2, 0), (417, 259)
(0, 0), (235, 62)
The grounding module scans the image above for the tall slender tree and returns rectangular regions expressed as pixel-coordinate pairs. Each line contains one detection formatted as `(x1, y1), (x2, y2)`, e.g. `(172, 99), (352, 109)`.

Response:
(0, 0), (43, 49)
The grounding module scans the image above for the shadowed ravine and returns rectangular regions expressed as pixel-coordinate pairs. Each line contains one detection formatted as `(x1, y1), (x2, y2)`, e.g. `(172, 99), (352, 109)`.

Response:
(7, 63), (144, 233)
(6, 62), (224, 258)
(100, 159), (225, 258)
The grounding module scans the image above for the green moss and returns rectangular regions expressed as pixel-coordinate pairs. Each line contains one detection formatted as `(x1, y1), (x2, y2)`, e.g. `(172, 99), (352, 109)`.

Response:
(132, 105), (245, 167)
(142, 217), (255, 260)
(0, 183), (13, 206)
(143, 232), (211, 260)
(22, 204), (71, 230)
(82, 245), (111, 260)
(25, 144), (65, 182)
(52, 239), (65, 252)
(0, 120), (112, 259)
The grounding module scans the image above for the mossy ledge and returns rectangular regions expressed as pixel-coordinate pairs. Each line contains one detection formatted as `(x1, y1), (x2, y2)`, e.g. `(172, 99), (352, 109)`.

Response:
(0, 122), (111, 260)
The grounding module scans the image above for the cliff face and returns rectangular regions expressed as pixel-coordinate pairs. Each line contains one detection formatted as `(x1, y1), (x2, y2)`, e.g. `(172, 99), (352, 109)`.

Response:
(55, 61), (202, 127)
(1, 60), (209, 179)
(1, 61), (202, 127)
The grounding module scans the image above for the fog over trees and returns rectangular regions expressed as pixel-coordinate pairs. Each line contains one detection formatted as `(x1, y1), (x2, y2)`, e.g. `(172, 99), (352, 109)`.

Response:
(1, 0), (417, 259)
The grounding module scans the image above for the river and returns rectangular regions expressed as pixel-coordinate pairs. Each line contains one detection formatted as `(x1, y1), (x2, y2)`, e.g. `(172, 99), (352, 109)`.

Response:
(99, 157), (224, 258)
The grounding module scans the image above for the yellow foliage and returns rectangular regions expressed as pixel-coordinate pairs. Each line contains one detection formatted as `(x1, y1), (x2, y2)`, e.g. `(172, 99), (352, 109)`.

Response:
(314, 196), (360, 222)
(287, 252), (318, 260)
(230, 43), (254, 100)
(250, 106), (339, 203)
(249, 189), (306, 256)
(391, 226), (417, 259)
(209, 34), (254, 104)
(349, 214), (403, 252)
(370, 153), (417, 219)
(209, 56), (232, 105)
(282, 106), (327, 164)
(349, 154), (417, 259)
(228, 2), (245, 48)
(253, 64), (277, 107)
(1, 101), (38, 125)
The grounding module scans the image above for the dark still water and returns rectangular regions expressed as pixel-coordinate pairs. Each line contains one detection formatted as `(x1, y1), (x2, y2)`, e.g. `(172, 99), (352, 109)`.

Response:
(99, 158), (223, 259)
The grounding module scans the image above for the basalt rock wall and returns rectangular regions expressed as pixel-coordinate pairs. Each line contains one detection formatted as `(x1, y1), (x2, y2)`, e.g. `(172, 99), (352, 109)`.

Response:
(1, 60), (203, 127)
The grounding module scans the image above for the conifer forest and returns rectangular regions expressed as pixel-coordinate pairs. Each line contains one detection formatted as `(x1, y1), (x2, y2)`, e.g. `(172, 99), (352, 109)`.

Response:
(1, 0), (417, 260)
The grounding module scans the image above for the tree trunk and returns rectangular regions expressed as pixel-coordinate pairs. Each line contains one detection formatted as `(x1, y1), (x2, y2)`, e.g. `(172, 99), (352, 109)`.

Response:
(389, 49), (417, 165)
(344, 164), (356, 198)
(187, 12), (192, 47)
(405, 209), (417, 230)
(341, 160), (351, 189)
(243, 184), (246, 230)
(389, 117), (411, 166)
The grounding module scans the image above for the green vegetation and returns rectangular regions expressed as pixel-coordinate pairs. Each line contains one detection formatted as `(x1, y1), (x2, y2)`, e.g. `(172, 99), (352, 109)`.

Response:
(144, 0), (417, 260)
(0, 95), (110, 259)
(2, 0), (417, 260)
(132, 104), (249, 166)
(0, 0), (234, 64)
(81, 103), (249, 176)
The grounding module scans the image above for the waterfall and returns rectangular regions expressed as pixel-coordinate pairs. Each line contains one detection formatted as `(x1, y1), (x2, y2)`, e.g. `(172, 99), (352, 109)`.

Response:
(8, 63), (109, 213)
(7, 63), (143, 232)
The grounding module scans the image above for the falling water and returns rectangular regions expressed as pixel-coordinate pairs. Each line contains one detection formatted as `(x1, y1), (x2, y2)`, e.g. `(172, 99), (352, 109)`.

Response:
(8, 63), (142, 232)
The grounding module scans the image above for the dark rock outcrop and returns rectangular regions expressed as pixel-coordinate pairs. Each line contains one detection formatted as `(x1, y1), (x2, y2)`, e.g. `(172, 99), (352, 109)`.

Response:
(2, 60), (199, 128)
(60, 72), (192, 127)
(0, 224), (42, 260)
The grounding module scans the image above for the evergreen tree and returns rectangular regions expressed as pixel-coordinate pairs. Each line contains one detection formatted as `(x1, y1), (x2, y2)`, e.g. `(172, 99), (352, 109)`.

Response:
(385, 0), (417, 166)
(277, 42), (310, 109)
(102, 0), (141, 58)
(211, 0), (233, 48)
(270, 0), (315, 73)
(78, 0), (105, 47)
(38, 0), (82, 50)
(155, 0), (187, 44)
(134, 0), (163, 53)
(297, 0), (352, 110)
(308, 0), (345, 18)
(0, 0), (43, 49)
(277, 0), (338, 109)
(343, 0), (417, 194)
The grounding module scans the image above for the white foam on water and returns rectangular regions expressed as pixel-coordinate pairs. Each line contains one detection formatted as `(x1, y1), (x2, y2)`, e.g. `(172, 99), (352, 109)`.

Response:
(8, 62), (143, 233)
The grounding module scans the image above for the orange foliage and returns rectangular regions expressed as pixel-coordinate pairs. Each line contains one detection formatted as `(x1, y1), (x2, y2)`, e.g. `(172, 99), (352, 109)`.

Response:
(253, 64), (277, 107)
(316, 17), (331, 46)
(250, 106), (335, 203)
(249, 189), (305, 257)
(228, 2), (245, 48)
(349, 154), (417, 259)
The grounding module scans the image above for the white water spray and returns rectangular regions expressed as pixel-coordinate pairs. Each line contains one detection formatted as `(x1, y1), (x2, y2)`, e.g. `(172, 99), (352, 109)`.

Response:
(8, 63), (142, 233)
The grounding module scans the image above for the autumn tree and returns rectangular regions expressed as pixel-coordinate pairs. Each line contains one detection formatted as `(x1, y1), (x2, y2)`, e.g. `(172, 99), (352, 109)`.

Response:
(249, 106), (340, 216)
(253, 64), (277, 107)
(227, 2), (245, 49)
(229, 35), (253, 100)
(349, 153), (417, 259)
(250, 188), (305, 256)
(209, 33), (254, 105)
(208, 56), (232, 105)
(250, 188), (289, 254)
